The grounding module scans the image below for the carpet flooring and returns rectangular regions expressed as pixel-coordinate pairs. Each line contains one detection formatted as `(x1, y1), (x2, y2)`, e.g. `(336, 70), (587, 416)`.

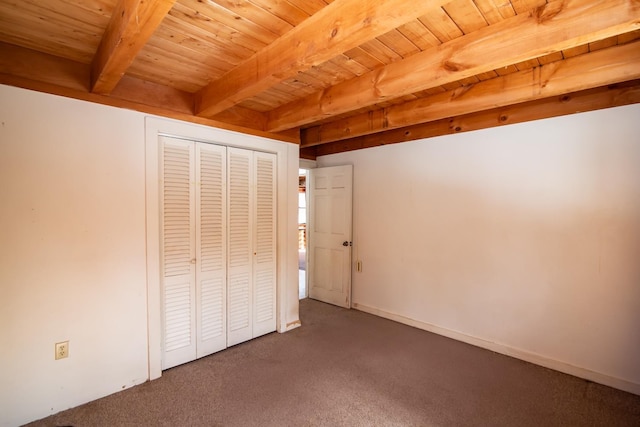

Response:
(26, 299), (640, 426)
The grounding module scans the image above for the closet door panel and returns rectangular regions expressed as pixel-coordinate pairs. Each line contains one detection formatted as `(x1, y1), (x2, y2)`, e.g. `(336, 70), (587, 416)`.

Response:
(227, 147), (253, 347)
(160, 136), (197, 370)
(253, 151), (277, 337)
(196, 143), (227, 357)
(160, 138), (277, 360)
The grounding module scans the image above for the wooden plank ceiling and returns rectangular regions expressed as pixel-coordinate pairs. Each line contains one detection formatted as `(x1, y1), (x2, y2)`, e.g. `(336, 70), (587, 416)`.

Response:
(1, 0), (639, 158)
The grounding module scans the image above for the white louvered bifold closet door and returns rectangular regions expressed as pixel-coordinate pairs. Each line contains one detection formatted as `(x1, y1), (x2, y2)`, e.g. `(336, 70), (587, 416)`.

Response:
(160, 136), (197, 370)
(253, 151), (277, 338)
(160, 138), (277, 366)
(227, 148), (254, 347)
(195, 143), (227, 358)
(226, 148), (277, 346)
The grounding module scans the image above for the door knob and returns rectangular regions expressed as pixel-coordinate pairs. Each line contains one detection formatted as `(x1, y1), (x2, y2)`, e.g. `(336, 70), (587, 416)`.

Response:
(342, 241), (349, 247)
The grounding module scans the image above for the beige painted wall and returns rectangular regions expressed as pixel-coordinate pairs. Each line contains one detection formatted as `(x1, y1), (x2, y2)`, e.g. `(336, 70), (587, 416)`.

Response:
(0, 84), (299, 427)
(0, 86), (148, 427)
(318, 104), (640, 394)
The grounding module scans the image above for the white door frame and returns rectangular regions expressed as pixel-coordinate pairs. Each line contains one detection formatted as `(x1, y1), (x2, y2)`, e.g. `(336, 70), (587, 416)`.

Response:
(145, 117), (300, 380)
(298, 159), (317, 300)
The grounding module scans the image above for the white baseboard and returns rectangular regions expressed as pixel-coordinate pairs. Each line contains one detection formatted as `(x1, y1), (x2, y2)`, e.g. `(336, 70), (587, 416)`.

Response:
(284, 320), (302, 332)
(352, 302), (640, 396)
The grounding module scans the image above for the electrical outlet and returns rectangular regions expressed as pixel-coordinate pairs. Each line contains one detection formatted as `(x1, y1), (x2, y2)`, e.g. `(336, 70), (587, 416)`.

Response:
(55, 341), (69, 360)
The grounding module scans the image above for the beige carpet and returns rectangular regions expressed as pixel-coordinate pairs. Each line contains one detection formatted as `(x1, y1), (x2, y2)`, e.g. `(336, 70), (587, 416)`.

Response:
(27, 299), (640, 426)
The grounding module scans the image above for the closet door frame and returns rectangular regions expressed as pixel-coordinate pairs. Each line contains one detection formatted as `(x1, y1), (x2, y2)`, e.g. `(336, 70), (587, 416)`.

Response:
(145, 117), (300, 381)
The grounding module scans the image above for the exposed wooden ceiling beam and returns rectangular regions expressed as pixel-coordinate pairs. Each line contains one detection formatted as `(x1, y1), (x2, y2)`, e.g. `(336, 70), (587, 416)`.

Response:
(0, 42), (290, 143)
(305, 80), (640, 157)
(0, 41), (90, 92)
(109, 75), (195, 115)
(269, 0), (640, 132)
(301, 41), (640, 146)
(0, 41), (192, 115)
(211, 106), (269, 131)
(90, 0), (177, 94)
(194, 0), (453, 118)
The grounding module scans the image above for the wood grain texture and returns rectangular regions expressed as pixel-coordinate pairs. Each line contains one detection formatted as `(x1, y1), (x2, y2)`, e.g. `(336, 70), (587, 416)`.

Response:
(0, 41), (90, 91)
(195, 0), (452, 118)
(110, 74), (193, 114)
(90, 0), (177, 94)
(2, 0), (639, 155)
(0, 43), (295, 144)
(208, 0), (294, 37)
(301, 41), (640, 145)
(0, 0), (113, 63)
(267, 0), (640, 132)
(305, 80), (640, 157)
(210, 106), (269, 131)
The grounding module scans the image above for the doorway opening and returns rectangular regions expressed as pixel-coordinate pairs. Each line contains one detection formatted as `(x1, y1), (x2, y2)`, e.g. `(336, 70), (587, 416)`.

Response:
(298, 169), (308, 299)
(300, 164), (353, 307)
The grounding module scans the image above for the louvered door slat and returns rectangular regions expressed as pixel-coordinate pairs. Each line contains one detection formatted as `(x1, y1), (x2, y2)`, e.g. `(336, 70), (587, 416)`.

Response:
(200, 278), (224, 339)
(228, 273), (251, 331)
(160, 136), (197, 370)
(253, 152), (277, 336)
(227, 148), (253, 347)
(196, 143), (227, 357)
(160, 137), (278, 362)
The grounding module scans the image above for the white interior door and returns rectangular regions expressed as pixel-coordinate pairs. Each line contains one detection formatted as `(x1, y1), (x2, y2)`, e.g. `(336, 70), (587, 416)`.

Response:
(160, 138), (277, 366)
(253, 151), (277, 337)
(195, 143), (227, 358)
(227, 147), (254, 346)
(308, 165), (353, 308)
(160, 136), (197, 369)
